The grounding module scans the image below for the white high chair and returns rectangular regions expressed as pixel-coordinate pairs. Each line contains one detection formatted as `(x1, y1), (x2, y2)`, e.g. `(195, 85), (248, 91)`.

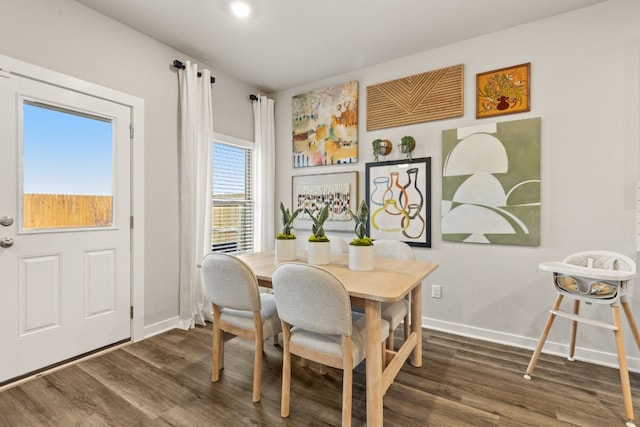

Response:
(523, 250), (640, 427)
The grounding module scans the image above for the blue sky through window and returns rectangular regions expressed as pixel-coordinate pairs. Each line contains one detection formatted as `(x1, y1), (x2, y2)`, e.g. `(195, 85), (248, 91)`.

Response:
(212, 142), (248, 198)
(22, 103), (113, 196)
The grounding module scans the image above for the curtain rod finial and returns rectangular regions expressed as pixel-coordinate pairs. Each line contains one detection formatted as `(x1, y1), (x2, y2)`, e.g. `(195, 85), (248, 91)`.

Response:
(172, 59), (215, 84)
(249, 94), (259, 101)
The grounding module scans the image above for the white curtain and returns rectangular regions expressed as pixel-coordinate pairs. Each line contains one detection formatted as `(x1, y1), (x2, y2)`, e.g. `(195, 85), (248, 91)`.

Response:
(253, 95), (276, 251)
(177, 61), (214, 330)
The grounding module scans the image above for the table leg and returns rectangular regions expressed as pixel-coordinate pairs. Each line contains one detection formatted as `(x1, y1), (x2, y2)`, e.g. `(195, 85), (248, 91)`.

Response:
(365, 299), (383, 427)
(410, 284), (422, 367)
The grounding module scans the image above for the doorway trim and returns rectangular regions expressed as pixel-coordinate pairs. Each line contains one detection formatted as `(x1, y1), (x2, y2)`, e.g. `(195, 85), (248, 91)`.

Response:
(0, 54), (145, 341)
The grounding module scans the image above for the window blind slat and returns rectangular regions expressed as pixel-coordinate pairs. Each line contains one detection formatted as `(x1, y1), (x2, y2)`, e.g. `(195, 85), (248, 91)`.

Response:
(211, 141), (253, 254)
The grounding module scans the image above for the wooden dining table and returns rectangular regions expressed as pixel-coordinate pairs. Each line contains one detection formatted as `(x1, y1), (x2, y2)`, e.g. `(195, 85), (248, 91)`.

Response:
(236, 250), (438, 427)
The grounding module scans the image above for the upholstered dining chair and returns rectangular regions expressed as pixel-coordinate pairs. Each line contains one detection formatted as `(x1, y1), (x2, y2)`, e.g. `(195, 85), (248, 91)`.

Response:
(200, 253), (282, 403)
(272, 262), (390, 427)
(328, 235), (349, 254)
(373, 239), (415, 351)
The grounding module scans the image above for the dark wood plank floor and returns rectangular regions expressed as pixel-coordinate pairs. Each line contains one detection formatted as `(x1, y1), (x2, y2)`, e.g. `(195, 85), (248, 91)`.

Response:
(1, 324), (639, 426)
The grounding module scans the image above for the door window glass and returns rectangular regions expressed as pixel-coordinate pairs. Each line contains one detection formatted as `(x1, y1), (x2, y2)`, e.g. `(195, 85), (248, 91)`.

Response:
(22, 102), (113, 229)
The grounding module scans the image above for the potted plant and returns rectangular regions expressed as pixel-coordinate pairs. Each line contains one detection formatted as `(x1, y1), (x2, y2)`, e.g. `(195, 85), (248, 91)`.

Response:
(305, 203), (331, 265)
(348, 200), (375, 271)
(399, 135), (416, 160)
(276, 202), (301, 261)
(372, 138), (392, 161)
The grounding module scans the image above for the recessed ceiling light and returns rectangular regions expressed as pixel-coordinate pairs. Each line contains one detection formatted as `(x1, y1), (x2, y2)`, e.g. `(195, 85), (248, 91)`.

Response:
(229, 0), (253, 19)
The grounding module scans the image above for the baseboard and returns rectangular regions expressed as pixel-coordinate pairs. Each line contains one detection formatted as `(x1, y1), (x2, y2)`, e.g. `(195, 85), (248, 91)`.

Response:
(143, 316), (179, 339)
(422, 316), (640, 373)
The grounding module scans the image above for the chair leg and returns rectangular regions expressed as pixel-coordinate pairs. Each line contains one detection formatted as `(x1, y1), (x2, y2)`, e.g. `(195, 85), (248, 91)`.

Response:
(622, 300), (640, 350)
(252, 313), (263, 403)
(612, 306), (635, 425)
(212, 306), (223, 382)
(342, 336), (353, 427)
(568, 300), (580, 361)
(403, 314), (410, 342)
(403, 294), (410, 342)
(220, 334), (224, 370)
(525, 294), (563, 379)
(386, 332), (394, 351)
(281, 321), (291, 418)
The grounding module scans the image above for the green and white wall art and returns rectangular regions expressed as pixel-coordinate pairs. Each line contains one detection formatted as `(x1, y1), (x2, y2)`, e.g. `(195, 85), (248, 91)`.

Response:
(441, 117), (541, 246)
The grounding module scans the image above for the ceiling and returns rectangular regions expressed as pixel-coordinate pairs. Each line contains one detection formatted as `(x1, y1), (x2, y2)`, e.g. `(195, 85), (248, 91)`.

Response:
(74, 0), (606, 93)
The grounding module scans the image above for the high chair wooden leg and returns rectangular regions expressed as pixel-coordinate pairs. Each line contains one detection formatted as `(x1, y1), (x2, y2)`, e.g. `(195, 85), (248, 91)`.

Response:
(568, 300), (580, 361)
(622, 300), (640, 350)
(612, 306), (635, 426)
(524, 294), (564, 379)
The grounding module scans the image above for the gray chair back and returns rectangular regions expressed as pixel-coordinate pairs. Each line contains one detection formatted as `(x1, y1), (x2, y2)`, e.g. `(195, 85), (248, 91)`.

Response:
(272, 262), (352, 336)
(201, 253), (261, 311)
(327, 235), (349, 254)
(373, 239), (415, 260)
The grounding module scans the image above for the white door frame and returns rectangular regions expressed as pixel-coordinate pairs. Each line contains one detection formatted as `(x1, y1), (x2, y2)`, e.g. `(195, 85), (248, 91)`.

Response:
(0, 54), (145, 342)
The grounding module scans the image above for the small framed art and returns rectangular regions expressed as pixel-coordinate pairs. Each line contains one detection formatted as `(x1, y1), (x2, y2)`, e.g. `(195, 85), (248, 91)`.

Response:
(476, 62), (530, 119)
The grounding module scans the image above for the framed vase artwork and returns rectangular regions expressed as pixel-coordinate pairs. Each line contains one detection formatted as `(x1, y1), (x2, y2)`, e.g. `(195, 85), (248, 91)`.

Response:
(476, 62), (530, 119)
(292, 171), (358, 231)
(365, 158), (431, 247)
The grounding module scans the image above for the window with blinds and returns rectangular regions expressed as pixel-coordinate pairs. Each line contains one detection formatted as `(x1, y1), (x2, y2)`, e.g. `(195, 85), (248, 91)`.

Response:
(211, 141), (254, 254)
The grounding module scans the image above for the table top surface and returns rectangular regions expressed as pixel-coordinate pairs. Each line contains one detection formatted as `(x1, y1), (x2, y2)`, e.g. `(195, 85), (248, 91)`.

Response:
(237, 251), (439, 302)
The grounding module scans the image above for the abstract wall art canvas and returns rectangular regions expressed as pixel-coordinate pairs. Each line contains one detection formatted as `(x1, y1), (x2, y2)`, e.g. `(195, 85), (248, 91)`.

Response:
(441, 117), (541, 246)
(292, 81), (358, 168)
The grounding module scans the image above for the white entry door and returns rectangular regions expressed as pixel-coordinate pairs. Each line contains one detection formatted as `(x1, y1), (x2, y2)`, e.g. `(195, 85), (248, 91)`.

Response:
(0, 71), (131, 383)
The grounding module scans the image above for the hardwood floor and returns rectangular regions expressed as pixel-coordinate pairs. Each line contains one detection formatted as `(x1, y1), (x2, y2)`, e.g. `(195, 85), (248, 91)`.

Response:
(1, 324), (639, 426)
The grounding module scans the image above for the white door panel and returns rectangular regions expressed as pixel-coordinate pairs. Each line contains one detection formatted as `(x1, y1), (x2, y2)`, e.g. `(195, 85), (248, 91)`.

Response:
(0, 72), (131, 383)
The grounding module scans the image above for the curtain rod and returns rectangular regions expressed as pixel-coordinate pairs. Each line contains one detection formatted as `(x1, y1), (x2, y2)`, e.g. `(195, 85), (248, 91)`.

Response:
(172, 60), (216, 84)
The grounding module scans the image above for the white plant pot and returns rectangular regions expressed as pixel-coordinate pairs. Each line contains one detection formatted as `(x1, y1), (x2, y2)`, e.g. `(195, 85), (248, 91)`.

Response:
(275, 238), (297, 261)
(348, 244), (375, 271)
(307, 241), (331, 266)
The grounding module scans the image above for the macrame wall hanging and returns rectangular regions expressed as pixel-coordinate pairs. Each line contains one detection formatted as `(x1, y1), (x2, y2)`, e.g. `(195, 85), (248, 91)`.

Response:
(296, 182), (352, 221)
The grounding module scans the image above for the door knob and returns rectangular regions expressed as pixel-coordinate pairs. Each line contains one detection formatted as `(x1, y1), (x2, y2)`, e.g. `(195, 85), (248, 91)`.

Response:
(0, 237), (14, 248)
(0, 216), (13, 226)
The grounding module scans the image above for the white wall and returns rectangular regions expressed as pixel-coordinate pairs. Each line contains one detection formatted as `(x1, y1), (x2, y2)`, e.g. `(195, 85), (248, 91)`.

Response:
(0, 0), (257, 330)
(273, 0), (640, 370)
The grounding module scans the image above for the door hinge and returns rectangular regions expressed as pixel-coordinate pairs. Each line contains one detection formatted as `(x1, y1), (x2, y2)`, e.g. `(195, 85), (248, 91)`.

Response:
(130, 306), (134, 319)
(130, 216), (134, 229)
(130, 124), (134, 139)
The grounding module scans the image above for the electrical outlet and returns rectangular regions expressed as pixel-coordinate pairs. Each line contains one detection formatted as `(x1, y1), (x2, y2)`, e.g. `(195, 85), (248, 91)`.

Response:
(431, 284), (442, 299)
